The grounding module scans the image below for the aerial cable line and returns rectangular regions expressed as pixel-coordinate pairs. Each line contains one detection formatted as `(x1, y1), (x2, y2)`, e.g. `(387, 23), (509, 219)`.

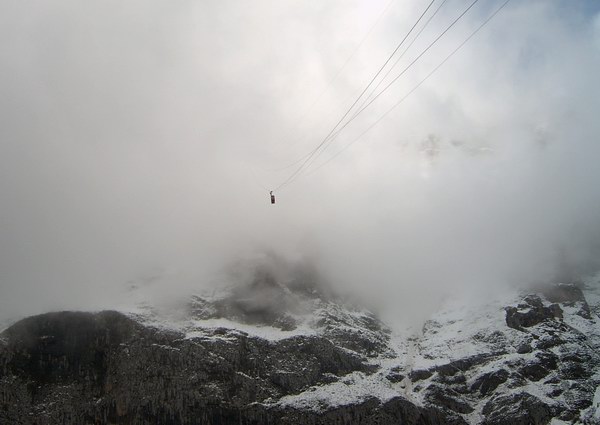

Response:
(263, 90), (366, 173)
(319, 0), (482, 154)
(300, 0), (482, 173)
(266, 0), (398, 172)
(292, 0), (398, 124)
(274, 0), (436, 192)
(306, 0), (511, 176)
(273, 0), (438, 192)
(356, 0), (449, 114)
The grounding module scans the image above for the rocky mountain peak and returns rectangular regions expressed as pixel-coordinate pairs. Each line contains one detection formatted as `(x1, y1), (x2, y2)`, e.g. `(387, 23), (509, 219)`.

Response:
(1, 276), (599, 424)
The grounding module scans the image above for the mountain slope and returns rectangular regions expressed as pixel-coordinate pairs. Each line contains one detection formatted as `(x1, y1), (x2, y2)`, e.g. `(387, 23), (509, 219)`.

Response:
(1, 272), (599, 424)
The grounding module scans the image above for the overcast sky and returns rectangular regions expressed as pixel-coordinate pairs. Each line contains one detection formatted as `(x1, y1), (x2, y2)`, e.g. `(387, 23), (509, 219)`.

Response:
(1, 0), (599, 322)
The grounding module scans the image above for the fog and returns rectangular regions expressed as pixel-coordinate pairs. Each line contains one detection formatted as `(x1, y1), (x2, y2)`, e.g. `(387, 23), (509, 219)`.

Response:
(1, 0), (600, 323)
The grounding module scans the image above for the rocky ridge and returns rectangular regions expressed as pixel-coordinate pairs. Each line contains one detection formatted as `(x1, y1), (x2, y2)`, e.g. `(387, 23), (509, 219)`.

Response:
(1, 269), (599, 424)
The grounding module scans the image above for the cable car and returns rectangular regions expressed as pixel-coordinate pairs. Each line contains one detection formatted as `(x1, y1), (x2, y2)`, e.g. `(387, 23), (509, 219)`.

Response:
(270, 191), (275, 204)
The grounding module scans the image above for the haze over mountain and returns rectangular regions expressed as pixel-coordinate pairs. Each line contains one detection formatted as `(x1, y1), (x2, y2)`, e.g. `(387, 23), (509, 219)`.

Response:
(1, 0), (600, 323)
(1, 2), (600, 423)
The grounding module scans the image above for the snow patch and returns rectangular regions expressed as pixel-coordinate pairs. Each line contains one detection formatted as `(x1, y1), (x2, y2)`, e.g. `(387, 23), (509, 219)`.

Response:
(185, 318), (316, 341)
(273, 371), (401, 412)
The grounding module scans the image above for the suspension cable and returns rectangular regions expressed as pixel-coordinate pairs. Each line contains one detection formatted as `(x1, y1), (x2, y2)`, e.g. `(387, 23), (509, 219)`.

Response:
(307, 0), (511, 176)
(273, 0), (438, 192)
(299, 0), (481, 174)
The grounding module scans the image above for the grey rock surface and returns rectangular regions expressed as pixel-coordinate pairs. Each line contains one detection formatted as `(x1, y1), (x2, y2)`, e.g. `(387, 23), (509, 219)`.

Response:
(1, 276), (599, 425)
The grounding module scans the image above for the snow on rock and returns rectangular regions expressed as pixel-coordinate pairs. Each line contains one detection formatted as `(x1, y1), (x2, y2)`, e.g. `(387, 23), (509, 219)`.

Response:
(273, 371), (400, 412)
(125, 276), (600, 424)
(1, 269), (600, 424)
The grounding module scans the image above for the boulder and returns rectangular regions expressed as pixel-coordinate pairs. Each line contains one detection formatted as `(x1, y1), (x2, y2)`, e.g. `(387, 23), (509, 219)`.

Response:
(470, 369), (509, 395)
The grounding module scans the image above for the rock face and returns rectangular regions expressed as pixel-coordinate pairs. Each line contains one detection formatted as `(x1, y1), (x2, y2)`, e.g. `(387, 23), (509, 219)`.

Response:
(1, 272), (600, 425)
(505, 295), (563, 330)
(482, 393), (553, 425)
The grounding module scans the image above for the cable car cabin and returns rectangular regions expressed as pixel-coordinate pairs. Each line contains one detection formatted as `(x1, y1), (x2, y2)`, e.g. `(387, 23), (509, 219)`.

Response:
(270, 191), (275, 204)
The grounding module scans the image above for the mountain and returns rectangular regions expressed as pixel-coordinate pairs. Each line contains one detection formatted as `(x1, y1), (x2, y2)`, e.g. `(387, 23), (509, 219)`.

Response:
(1, 268), (599, 424)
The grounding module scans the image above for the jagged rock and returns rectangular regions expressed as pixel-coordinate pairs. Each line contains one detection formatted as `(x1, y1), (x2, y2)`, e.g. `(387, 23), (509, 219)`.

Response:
(547, 386), (563, 397)
(517, 352), (557, 382)
(408, 369), (433, 382)
(316, 307), (392, 358)
(557, 408), (579, 421)
(515, 342), (532, 353)
(385, 366), (404, 383)
(559, 361), (587, 380)
(506, 371), (528, 389)
(482, 393), (553, 425)
(434, 354), (494, 376)
(519, 361), (550, 381)
(434, 371), (467, 389)
(535, 327), (566, 349)
(576, 303), (592, 319)
(562, 381), (596, 411)
(424, 385), (474, 414)
(470, 369), (509, 395)
(543, 283), (593, 319)
(505, 295), (563, 330)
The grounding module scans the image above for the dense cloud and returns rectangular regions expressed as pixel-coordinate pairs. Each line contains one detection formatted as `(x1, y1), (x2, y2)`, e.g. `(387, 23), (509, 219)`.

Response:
(1, 0), (599, 322)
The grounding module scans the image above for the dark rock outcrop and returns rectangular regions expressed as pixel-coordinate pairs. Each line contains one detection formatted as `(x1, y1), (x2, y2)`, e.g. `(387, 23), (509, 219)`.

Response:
(482, 393), (553, 425)
(409, 369), (433, 382)
(505, 296), (563, 330)
(424, 385), (474, 414)
(470, 369), (509, 395)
